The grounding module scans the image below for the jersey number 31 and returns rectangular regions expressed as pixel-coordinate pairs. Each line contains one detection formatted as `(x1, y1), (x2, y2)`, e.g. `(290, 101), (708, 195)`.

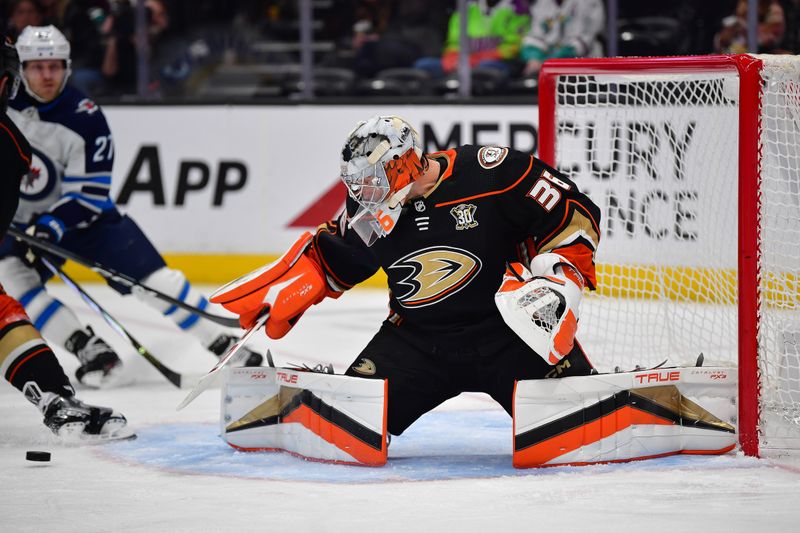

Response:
(527, 169), (571, 212)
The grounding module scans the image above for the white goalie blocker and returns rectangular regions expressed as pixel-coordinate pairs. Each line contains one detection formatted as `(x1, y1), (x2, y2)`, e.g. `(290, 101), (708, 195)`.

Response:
(221, 367), (388, 466)
(513, 367), (738, 468)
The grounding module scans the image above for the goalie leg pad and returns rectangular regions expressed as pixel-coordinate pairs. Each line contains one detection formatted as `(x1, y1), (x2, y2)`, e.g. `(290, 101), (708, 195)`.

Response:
(221, 367), (388, 466)
(513, 367), (738, 468)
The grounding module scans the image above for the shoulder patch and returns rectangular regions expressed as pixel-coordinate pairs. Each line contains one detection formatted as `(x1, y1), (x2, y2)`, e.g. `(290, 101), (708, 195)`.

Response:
(75, 98), (99, 115)
(477, 146), (509, 169)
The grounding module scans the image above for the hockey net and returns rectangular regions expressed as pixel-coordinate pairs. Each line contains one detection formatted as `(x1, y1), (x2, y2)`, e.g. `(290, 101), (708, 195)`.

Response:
(538, 55), (800, 456)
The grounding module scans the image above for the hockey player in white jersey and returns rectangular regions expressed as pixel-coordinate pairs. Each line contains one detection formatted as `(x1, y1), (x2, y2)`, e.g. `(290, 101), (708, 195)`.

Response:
(0, 26), (262, 388)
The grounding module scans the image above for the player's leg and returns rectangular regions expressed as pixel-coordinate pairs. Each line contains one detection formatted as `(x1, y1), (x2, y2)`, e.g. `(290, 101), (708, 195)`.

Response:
(60, 212), (262, 366)
(0, 285), (127, 438)
(480, 334), (595, 416)
(344, 323), (459, 436)
(0, 253), (123, 387)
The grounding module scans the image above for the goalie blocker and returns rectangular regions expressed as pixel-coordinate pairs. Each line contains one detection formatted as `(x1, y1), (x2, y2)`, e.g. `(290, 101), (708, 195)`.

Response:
(221, 367), (388, 466)
(513, 366), (738, 467)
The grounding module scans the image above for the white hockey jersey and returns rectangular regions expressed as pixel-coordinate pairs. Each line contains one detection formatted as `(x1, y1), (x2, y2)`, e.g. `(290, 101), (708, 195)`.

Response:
(9, 86), (115, 235)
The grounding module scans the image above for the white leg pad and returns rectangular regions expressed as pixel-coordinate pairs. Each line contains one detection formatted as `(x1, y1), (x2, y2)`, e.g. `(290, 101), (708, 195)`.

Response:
(513, 367), (738, 468)
(221, 367), (388, 466)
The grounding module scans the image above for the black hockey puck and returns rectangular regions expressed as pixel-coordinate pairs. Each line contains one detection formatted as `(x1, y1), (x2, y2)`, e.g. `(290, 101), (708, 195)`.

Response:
(25, 451), (51, 462)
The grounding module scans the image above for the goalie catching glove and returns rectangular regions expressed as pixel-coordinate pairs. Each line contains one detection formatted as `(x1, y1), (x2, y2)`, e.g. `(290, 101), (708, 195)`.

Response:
(209, 232), (341, 339)
(495, 253), (584, 365)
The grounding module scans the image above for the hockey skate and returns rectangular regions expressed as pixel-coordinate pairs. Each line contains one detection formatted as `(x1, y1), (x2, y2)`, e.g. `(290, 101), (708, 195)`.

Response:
(24, 384), (133, 442)
(65, 326), (129, 388)
(208, 334), (263, 367)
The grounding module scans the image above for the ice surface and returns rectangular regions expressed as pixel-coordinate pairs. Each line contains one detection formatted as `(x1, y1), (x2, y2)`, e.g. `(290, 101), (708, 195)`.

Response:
(2, 285), (799, 532)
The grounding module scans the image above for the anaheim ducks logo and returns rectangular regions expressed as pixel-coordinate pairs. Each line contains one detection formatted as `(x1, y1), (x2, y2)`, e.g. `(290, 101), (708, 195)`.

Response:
(352, 358), (376, 376)
(388, 246), (482, 308)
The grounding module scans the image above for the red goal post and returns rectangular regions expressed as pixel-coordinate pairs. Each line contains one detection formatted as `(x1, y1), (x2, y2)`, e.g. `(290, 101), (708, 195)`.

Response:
(538, 55), (800, 458)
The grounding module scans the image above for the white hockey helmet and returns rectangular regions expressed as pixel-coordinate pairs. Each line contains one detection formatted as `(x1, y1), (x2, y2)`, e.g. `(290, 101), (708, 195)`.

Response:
(340, 115), (425, 245)
(15, 25), (72, 101)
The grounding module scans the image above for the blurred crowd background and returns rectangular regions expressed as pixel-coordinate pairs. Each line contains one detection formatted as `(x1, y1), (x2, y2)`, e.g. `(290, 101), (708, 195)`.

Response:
(2, 0), (798, 102)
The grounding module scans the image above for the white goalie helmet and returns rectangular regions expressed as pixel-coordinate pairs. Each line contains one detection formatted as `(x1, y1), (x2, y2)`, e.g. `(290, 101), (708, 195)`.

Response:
(340, 115), (425, 246)
(15, 25), (72, 101)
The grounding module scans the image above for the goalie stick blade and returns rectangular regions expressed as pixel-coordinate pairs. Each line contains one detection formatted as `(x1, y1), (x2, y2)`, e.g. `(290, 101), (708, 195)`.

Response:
(176, 312), (270, 411)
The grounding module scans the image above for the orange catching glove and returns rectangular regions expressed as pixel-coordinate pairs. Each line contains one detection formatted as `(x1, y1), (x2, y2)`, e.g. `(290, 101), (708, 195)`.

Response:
(210, 232), (341, 339)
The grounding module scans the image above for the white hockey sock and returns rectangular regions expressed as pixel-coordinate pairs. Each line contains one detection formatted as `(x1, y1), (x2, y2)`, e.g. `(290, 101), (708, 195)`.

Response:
(137, 267), (226, 348)
(0, 262), (83, 349)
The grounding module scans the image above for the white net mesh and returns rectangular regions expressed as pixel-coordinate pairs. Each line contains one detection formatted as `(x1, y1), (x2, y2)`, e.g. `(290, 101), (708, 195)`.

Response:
(547, 55), (800, 452)
(755, 56), (800, 451)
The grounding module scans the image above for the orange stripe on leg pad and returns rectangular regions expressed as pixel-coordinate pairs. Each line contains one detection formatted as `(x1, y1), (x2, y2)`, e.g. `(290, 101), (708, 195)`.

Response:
(282, 404), (387, 466)
(513, 406), (675, 467)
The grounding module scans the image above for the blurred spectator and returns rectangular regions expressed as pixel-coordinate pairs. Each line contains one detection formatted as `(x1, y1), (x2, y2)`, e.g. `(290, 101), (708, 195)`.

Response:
(521, 0), (605, 77)
(349, 0), (448, 78)
(59, 1), (108, 94)
(101, 0), (172, 95)
(714, 0), (786, 53)
(6, 0), (44, 40)
(413, 0), (530, 79)
(38, 0), (64, 24)
(780, 0), (800, 53)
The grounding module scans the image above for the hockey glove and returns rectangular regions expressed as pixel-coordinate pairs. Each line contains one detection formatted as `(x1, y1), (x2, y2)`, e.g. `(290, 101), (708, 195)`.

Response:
(22, 215), (65, 267)
(210, 232), (341, 340)
(495, 254), (584, 365)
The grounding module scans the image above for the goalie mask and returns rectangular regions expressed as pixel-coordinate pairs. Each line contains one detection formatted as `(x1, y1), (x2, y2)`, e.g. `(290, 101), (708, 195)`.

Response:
(340, 115), (425, 246)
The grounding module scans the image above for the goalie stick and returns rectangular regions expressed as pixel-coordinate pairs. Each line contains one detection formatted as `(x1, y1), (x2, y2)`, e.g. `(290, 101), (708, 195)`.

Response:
(8, 227), (239, 328)
(42, 257), (188, 388)
(176, 310), (270, 410)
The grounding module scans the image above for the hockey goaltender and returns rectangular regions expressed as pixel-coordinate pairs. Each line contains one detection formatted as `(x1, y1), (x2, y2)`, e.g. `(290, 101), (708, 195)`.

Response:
(209, 115), (738, 467)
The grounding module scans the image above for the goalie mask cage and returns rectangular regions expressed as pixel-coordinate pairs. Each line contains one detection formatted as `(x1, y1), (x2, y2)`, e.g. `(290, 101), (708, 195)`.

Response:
(538, 55), (800, 457)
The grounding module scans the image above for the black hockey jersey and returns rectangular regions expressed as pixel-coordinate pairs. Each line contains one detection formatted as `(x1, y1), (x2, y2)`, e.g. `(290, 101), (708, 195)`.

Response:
(314, 145), (601, 348)
(0, 111), (31, 238)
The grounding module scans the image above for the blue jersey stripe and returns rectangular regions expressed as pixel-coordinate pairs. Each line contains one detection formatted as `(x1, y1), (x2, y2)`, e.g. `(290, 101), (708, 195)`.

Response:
(63, 175), (112, 185)
(60, 192), (114, 210)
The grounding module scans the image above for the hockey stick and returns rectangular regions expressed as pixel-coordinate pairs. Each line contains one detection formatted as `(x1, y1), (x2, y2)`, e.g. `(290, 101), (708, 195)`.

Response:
(176, 310), (269, 410)
(41, 257), (187, 389)
(8, 227), (239, 328)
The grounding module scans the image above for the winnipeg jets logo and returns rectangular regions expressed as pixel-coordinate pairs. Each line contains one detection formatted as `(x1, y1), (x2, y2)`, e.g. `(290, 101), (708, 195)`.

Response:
(387, 246), (482, 308)
(22, 166), (41, 190)
(450, 203), (478, 230)
(76, 98), (99, 115)
(20, 149), (57, 200)
(477, 146), (508, 169)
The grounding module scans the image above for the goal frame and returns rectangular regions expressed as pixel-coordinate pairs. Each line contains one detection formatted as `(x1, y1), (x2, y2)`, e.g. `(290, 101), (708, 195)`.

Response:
(538, 55), (764, 456)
